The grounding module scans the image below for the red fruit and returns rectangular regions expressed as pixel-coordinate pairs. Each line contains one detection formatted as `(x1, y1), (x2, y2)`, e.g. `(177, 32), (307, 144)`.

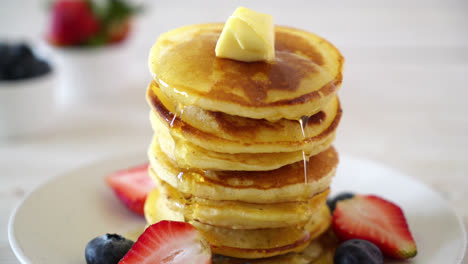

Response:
(107, 19), (131, 44)
(48, 0), (100, 46)
(332, 194), (417, 259)
(120, 220), (212, 264)
(106, 163), (154, 216)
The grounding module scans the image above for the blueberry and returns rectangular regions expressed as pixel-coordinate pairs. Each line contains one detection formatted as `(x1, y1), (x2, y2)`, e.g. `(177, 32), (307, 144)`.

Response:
(327, 192), (355, 213)
(334, 239), (383, 264)
(0, 43), (52, 80)
(9, 43), (34, 60)
(32, 60), (52, 77)
(0, 43), (13, 76)
(0, 43), (9, 58)
(5, 58), (33, 80)
(85, 234), (134, 264)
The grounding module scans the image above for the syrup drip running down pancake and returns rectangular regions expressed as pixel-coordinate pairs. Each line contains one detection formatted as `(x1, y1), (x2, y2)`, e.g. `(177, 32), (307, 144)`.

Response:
(147, 81), (342, 154)
(147, 137), (338, 203)
(146, 81), (342, 171)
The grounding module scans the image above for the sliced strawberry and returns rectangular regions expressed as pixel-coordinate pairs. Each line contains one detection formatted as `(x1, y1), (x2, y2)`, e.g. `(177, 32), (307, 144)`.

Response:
(119, 220), (211, 264)
(332, 194), (417, 259)
(47, 0), (100, 46)
(106, 163), (154, 216)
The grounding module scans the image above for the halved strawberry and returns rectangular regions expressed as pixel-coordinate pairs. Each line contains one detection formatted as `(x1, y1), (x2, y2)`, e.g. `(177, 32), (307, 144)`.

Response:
(332, 194), (417, 259)
(106, 163), (154, 216)
(119, 220), (212, 264)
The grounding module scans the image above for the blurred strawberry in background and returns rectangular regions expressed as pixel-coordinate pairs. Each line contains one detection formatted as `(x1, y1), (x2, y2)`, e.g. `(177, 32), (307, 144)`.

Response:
(48, 0), (100, 46)
(106, 19), (131, 43)
(47, 0), (141, 47)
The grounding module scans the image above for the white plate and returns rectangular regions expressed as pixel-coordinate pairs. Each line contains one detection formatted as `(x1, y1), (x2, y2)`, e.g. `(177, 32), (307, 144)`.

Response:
(9, 154), (466, 264)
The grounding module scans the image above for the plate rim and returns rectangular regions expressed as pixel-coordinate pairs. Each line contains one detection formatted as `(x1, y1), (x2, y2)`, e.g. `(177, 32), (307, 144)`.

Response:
(337, 155), (467, 264)
(8, 152), (145, 264)
(8, 154), (467, 264)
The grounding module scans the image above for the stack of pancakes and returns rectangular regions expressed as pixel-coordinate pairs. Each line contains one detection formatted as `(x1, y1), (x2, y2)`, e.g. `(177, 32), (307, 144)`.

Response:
(144, 24), (343, 263)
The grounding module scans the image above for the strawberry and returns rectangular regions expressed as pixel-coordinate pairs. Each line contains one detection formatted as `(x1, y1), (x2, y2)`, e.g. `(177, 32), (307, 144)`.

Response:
(332, 194), (417, 259)
(119, 220), (212, 264)
(106, 163), (155, 216)
(47, 0), (100, 46)
(106, 19), (131, 44)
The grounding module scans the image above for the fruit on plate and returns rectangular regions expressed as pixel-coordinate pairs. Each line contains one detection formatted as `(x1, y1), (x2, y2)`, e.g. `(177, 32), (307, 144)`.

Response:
(332, 194), (417, 259)
(85, 233), (134, 264)
(106, 163), (155, 216)
(334, 239), (383, 264)
(119, 220), (212, 264)
(326, 191), (355, 213)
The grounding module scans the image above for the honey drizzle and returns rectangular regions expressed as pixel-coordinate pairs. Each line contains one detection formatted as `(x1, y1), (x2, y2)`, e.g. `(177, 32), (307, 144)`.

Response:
(170, 102), (185, 127)
(165, 86), (190, 219)
(298, 115), (310, 184)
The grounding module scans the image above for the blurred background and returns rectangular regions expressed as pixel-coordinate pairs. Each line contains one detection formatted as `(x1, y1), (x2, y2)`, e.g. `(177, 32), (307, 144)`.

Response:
(1, 0), (467, 263)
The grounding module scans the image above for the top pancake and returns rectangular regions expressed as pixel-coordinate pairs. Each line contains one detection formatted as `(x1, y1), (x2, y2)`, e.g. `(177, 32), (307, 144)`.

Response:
(149, 24), (344, 121)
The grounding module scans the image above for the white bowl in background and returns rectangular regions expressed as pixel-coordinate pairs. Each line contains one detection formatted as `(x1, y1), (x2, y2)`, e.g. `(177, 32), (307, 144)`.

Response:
(51, 44), (132, 106)
(0, 70), (57, 139)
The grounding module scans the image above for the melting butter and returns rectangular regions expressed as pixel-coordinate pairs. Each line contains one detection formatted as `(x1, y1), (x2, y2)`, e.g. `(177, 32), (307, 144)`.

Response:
(215, 7), (275, 62)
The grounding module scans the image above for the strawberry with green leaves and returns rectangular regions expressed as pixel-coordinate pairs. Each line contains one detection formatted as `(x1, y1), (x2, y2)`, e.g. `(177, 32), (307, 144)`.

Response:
(47, 0), (140, 46)
(48, 0), (101, 46)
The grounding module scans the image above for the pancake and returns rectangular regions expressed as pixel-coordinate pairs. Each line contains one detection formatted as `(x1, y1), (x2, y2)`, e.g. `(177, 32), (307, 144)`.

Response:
(148, 137), (338, 203)
(144, 20), (344, 262)
(151, 112), (336, 171)
(148, 24), (344, 121)
(212, 231), (337, 264)
(147, 81), (342, 154)
(151, 172), (330, 229)
(144, 186), (332, 259)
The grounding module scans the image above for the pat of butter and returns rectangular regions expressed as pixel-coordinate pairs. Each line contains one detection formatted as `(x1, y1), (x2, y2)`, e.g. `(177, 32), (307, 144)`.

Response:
(215, 7), (275, 62)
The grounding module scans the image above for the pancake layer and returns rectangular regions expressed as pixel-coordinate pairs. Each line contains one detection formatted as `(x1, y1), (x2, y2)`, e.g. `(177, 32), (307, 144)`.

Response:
(151, 108), (337, 171)
(212, 231), (337, 264)
(144, 185), (332, 259)
(144, 22), (344, 261)
(151, 171), (330, 229)
(147, 81), (342, 154)
(149, 24), (344, 121)
(148, 137), (338, 203)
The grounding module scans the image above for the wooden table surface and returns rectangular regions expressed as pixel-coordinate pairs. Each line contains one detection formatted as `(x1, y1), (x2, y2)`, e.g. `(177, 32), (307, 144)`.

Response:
(1, 0), (467, 263)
